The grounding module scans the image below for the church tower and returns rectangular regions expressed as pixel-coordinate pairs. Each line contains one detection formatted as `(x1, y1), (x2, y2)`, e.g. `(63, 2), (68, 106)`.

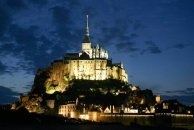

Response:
(82, 15), (92, 57)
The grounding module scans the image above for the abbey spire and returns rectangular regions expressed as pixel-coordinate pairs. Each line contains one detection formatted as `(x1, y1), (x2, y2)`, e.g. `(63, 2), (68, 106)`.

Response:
(82, 15), (91, 43)
(86, 15), (89, 37)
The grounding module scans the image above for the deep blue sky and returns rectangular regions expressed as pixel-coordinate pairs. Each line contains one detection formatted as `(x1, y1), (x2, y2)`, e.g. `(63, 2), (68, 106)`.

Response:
(0, 0), (194, 104)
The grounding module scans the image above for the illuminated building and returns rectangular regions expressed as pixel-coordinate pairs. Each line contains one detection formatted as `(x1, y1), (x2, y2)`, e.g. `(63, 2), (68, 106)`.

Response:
(155, 95), (161, 104)
(44, 15), (128, 94)
(58, 101), (76, 118)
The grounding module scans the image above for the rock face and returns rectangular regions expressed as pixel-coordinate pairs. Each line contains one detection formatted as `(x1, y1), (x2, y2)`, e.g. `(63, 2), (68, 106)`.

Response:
(31, 60), (69, 94)
(31, 68), (49, 94)
(17, 95), (45, 113)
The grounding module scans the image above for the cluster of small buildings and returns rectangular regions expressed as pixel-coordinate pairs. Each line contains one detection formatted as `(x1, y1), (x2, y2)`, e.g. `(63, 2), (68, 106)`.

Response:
(8, 90), (193, 123)
(42, 95), (192, 121)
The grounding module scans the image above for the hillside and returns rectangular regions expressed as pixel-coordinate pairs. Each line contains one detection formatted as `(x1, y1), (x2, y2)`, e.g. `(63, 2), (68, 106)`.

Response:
(31, 75), (155, 109)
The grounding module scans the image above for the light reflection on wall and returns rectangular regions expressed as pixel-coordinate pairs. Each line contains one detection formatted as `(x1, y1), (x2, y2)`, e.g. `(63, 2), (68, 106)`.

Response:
(79, 114), (89, 120)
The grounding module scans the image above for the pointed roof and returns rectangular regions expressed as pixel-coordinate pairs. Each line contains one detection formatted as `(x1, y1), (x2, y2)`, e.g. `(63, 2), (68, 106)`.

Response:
(82, 15), (91, 43)
(79, 52), (90, 59)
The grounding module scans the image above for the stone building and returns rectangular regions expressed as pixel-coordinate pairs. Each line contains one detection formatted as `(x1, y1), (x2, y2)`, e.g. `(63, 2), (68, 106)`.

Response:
(51, 16), (127, 81)
(58, 101), (77, 118)
(33, 16), (128, 94)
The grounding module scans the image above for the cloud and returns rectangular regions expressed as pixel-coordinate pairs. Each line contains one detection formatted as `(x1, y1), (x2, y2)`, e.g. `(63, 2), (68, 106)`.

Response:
(163, 95), (194, 105)
(101, 25), (140, 53)
(93, 11), (144, 54)
(0, 61), (8, 74)
(0, 8), (11, 36)
(50, 5), (82, 50)
(51, 6), (69, 36)
(0, 85), (19, 104)
(9, 24), (39, 47)
(115, 41), (139, 53)
(98, 23), (141, 54)
(6, 0), (26, 10)
(107, 25), (128, 39)
(2, 24), (59, 73)
(172, 43), (191, 50)
(133, 22), (145, 31)
(30, 0), (48, 5)
(0, 2), (79, 75)
(165, 87), (194, 96)
(22, 86), (30, 90)
(6, 25), (44, 70)
(0, 43), (15, 55)
(68, 0), (80, 7)
(51, 6), (70, 26)
(140, 41), (162, 55)
(186, 88), (194, 91)
(163, 88), (194, 105)
(0, 55), (32, 76)
(99, 21), (139, 45)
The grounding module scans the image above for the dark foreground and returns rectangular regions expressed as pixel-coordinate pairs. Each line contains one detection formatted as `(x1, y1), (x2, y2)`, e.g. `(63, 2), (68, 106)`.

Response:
(0, 123), (191, 130)
(0, 109), (193, 130)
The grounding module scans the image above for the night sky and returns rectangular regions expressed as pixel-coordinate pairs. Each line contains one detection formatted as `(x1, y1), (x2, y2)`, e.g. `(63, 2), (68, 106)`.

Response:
(0, 0), (194, 104)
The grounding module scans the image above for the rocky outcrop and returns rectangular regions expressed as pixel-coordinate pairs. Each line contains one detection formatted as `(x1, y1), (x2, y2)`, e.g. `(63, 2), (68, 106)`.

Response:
(31, 60), (70, 95)
(16, 95), (45, 113)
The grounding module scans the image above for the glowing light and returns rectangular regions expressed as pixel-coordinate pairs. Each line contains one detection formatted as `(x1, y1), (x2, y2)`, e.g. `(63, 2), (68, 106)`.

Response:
(79, 114), (89, 120)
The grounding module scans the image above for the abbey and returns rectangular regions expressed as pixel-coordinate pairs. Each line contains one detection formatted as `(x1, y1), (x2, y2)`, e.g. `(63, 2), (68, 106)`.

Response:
(39, 16), (128, 94)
